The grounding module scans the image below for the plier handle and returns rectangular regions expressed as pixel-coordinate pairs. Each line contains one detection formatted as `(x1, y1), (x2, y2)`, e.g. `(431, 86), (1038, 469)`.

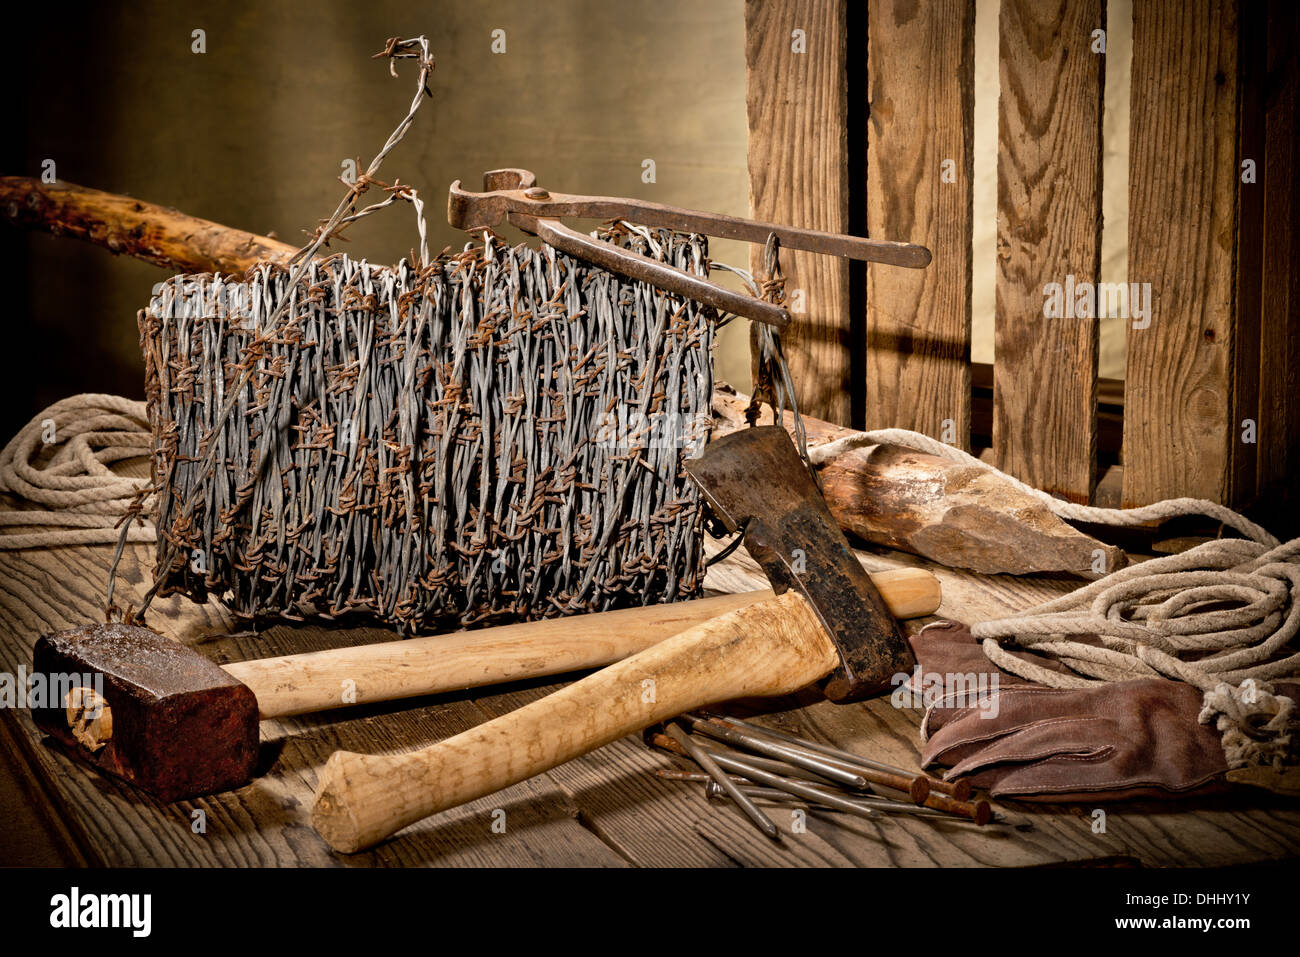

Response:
(448, 168), (931, 328)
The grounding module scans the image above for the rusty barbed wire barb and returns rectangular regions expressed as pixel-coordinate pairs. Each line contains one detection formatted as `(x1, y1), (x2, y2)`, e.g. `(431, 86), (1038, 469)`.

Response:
(101, 35), (812, 634)
(106, 35), (437, 617)
(135, 227), (725, 632)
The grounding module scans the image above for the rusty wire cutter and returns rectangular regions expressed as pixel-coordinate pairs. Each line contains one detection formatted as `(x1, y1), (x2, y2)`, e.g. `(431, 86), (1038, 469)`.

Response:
(447, 168), (932, 328)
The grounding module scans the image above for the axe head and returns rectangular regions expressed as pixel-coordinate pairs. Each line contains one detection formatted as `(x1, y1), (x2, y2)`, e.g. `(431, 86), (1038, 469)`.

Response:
(685, 426), (916, 701)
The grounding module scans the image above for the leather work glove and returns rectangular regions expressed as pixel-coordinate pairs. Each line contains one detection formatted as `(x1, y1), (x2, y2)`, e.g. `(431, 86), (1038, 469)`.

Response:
(904, 621), (1234, 801)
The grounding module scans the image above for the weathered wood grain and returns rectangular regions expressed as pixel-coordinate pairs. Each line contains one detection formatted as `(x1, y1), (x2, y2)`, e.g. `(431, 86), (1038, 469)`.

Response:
(0, 544), (626, 866)
(0, 707), (90, 866)
(1124, 0), (1239, 506)
(472, 684), (861, 867)
(748, 699), (1129, 866)
(707, 549), (1300, 868)
(276, 703), (631, 867)
(1257, 0), (1300, 505)
(1229, 0), (1266, 507)
(745, 0), (852, 424)
(994, 0), (1105, 504)
(2, 511), (1298, 865)
(864, 0), (975, 449)
(309, 590), (843, 853)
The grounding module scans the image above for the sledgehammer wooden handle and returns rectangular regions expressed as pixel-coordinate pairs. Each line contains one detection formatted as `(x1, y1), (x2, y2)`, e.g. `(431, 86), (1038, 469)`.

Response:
(225, 566), (938, 719)
(311, 590), (839, 852)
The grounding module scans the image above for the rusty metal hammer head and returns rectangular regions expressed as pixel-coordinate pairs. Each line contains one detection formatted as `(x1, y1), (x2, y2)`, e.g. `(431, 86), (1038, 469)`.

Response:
(31, 623), (258, 802)
(685, 426), (916, 701)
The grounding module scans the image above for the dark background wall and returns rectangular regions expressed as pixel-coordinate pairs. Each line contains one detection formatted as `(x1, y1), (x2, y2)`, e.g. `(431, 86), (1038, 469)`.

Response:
(0, 0), (753, 440)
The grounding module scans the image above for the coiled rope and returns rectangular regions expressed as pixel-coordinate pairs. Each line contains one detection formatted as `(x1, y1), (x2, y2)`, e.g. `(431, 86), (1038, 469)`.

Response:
(4, 381), (1297, 764)
(970, 538), (1300, 690)
(0, 394), (154, 549)
(968, 538), (1300, 768)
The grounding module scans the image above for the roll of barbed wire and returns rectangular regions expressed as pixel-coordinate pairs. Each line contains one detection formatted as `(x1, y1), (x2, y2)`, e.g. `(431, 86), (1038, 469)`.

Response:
(137, 223), (727, 633)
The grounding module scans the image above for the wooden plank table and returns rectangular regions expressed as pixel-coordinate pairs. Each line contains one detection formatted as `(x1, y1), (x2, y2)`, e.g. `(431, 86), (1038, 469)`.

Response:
(2, 533), (1298, 867)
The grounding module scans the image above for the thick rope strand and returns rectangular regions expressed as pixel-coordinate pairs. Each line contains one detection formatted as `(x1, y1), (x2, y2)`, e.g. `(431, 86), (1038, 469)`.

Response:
(0, 395), (154, 549)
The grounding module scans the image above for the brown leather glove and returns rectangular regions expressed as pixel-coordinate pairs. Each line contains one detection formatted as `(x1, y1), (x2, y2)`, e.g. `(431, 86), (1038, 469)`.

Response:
(907, 621), (1231, 801)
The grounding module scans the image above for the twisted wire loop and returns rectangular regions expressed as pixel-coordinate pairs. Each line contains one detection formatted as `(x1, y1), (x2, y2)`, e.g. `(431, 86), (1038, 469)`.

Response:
(137, 224), (722, 633)
(710, 234), (810, 462)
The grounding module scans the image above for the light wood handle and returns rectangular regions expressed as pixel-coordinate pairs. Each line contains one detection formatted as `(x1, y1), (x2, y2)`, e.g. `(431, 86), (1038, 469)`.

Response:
(310, 590), (839, 852)
(226, 566), (939, 719)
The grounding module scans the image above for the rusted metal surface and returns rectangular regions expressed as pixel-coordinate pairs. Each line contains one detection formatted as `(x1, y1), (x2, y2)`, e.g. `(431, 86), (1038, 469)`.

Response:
(448, 167), (933, 328)
(137, 225), (728, 632)
(525, 212), (791, 329)
(699, 710), (973, 801)
(646, 727), (993, 826)
(683, 426), (914, 701)
(664, 721), (779, 839)
(31, 624), (258, 802)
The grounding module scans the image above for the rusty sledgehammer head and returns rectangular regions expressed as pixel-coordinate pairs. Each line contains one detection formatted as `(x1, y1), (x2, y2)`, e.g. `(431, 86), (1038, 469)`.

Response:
(685, 426), (915, 701)
(31, 623), (258, 802)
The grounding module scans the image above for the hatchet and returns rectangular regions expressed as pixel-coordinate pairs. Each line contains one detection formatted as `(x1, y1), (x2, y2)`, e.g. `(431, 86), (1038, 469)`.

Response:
(311, 426), (918, 852)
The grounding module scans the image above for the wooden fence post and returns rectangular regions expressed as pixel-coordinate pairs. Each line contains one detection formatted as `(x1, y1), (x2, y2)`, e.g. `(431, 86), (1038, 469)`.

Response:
(1124, 0), (1240, 506)
(994, 0), (1106, 504)
(863, 0), (976, 450)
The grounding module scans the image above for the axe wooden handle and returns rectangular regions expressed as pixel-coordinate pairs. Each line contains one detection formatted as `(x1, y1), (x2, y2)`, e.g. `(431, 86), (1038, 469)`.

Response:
(311, 590), (838, 852)
(227, 566), (938, 718)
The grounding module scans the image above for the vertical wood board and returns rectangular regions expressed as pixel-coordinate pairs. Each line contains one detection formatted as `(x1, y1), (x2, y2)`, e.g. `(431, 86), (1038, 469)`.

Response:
(1257, 0), (1300, 506)
(1124, 0), (1239, 506)
(994, 0), (1105, 503)
(745, 0), (853, 424)
(864, 0), (976, 449)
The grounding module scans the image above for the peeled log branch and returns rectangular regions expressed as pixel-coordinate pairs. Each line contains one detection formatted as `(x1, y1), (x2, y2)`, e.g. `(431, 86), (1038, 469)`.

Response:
(3, 176), (1124, 578)
(1, 177), (297, 274)
(711, 386), (1126, 578)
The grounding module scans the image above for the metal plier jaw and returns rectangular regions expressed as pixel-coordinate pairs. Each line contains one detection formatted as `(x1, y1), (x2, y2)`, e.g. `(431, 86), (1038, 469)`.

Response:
(448, 168), (931, 328)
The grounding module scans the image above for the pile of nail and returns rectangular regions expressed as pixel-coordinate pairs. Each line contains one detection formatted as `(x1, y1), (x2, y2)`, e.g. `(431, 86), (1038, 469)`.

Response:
(648, 713), (995, 839)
